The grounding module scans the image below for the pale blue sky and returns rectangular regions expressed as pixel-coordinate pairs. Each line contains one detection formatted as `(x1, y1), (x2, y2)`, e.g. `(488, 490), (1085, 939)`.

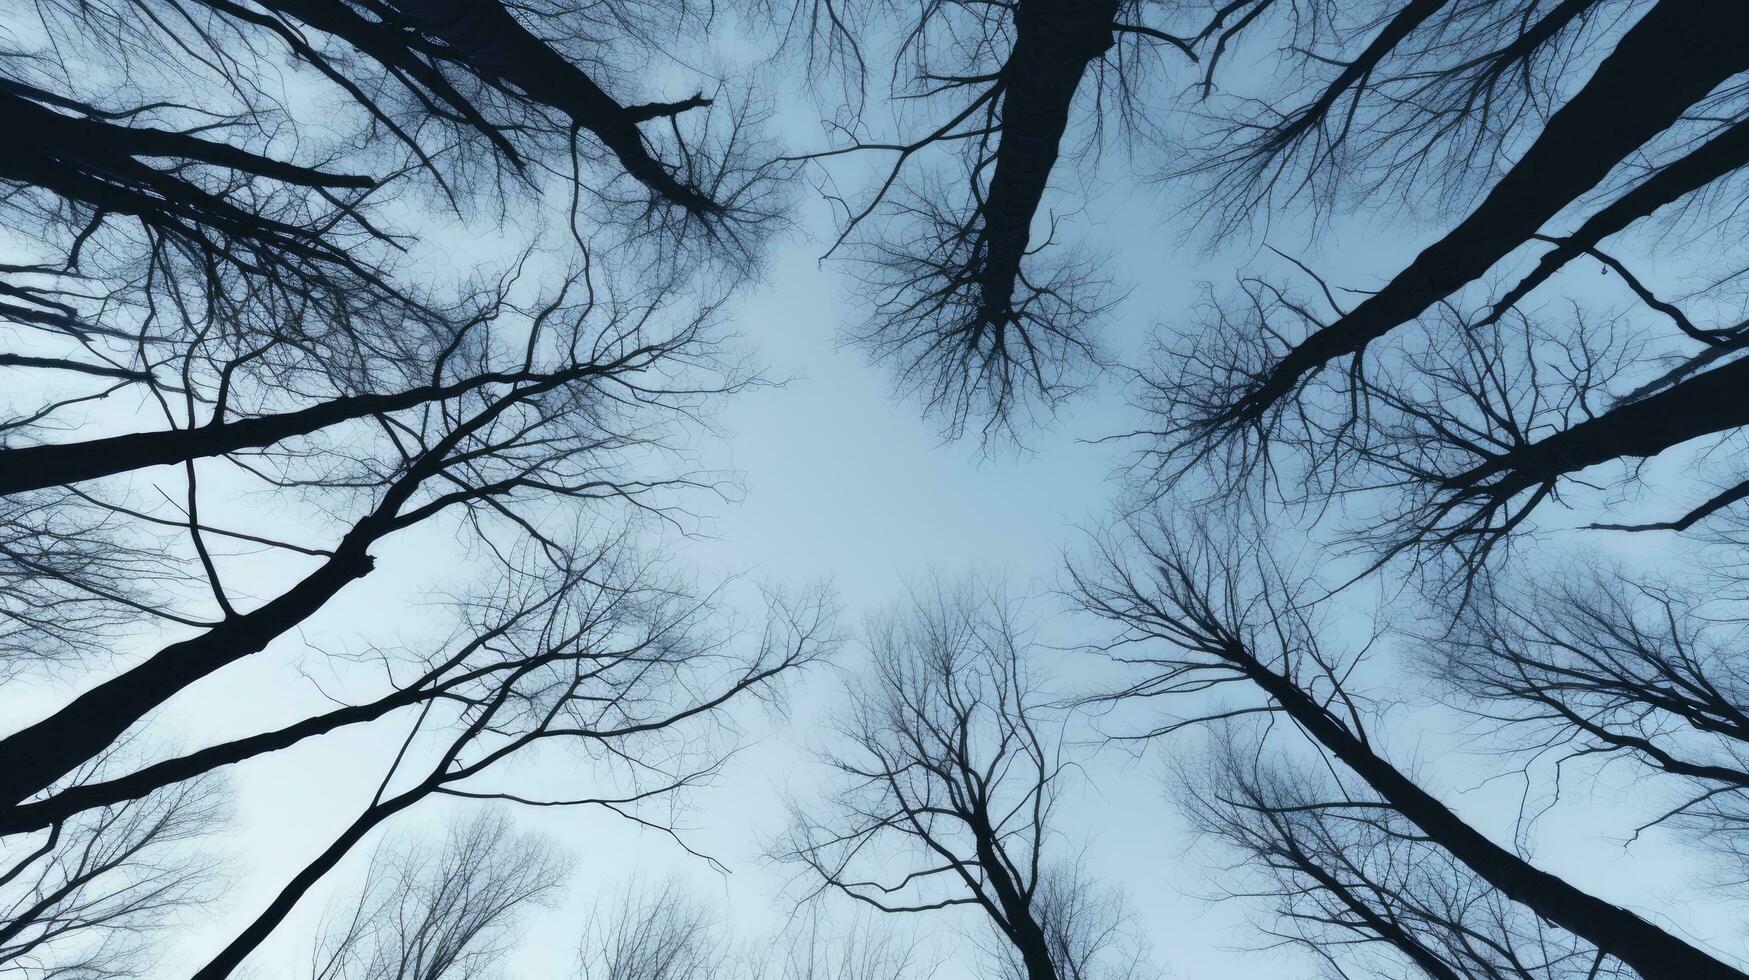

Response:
(4, 8), (1743, 976)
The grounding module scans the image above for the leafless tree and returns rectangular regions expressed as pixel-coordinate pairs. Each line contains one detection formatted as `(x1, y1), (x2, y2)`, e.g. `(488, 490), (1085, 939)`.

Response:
(775, 0), (1749, 447)
(578, 878), (732, 980)
(1069, 516), (1747, 979)
(0, 8), (825, 978)
(1179, 726), (1624, 980)
(7, 0), (783, 283)
(307, 812), (566, 980)
(776, 0), (1195, 441)
(1183, 271), (1749, 575)
(1, 0), (801, 506)
(776, 580), (1126, 980)
(190, 537), (834, 977)
(1177, 0), (1649, 227)
(0, 0), (793, 689)
(1430, 564), (1749, 883)
(0, 274), (752, 817)
(0, 0), (805, 859)
(1136, 291), (1653, 579)
(774, 909), (931, 980)
(0, 531), (741, 837)
(0, 486), (187, 679)
(1079, 7), (1749, 965)
(0, 756), (225, 979)
(978, 860), (1156, 980)
(576, 877), (931, 980)
(2, 1), (451, 471)
(1141, 0), (1749, 499)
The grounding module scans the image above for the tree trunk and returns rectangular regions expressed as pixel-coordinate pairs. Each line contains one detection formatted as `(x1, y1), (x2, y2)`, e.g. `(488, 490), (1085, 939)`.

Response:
(190, 789), (421, 978)
(1444, 352), (1749, 498)
(969, 0), (1118, 334)
(1238, 657), (1747, 980)
(382, 0), (716, 212)
(1233, 0), (1749, 425)
(0, 537), (377, 807)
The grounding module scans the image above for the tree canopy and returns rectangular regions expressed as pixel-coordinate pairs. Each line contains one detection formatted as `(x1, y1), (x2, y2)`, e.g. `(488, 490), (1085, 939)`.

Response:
(7, 1), (1749, 978)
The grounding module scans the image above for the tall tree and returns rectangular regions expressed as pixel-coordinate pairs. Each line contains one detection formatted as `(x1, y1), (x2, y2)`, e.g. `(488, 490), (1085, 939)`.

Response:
(1070, 519), (1748, 980)
(777, 582), (1151, 980)
(1179, 727), (1624, 980)
(0, 283), (746, 811)
(193, 540), (832, 977)
(1142, 0), (1749, 503)
(782, 0), (1196, 440)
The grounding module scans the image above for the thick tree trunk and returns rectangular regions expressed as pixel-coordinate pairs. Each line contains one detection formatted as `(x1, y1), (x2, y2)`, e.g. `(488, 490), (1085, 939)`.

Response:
(0, 536), (379, 808)
(972, 0), (1120, 329)
(1227, 0), (1749, 427)
(1445, 352), (1749, 499)
(380, 0), (717, 212)
(971, 828), (1061, 980)
(1485, 116), (1749, 325)
(1238, 656), (1747, 980)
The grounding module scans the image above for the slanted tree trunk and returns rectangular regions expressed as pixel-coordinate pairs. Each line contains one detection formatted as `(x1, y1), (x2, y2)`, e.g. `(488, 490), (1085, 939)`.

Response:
(1235, 654), (1747, 980)
(1229, 0), (1749, 426)
(1444, 353), (1749, 500)
(380, 0), (718, 212)
(973, 0), (1119, 332)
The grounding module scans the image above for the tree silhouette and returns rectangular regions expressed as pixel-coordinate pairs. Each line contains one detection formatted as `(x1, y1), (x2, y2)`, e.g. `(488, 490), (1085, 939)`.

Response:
(306, 812), (566, 980)
(1146, 0), (1749, 489)
(1180, 727), (1625, 980)
(785, 0), (1194, 440)
(1071, 518), (1747, 980)
(0, 280), (750, 813)
(0, 754), (225, 978)
(778, 581), (1150, 980)
(193, 541), (832, 977)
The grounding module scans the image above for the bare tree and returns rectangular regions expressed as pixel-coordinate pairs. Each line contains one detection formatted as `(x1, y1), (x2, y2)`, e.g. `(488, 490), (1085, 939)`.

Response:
(776, 581), (1118, 980)
(978, 860), (1156, 980)
(191, 538), (834, 977)
(307, 812), (566, 980)
(0, 8), (822, 979)
(1178, 0), (1645, 226)
(775, 0), (1749, 447)
(0, 530), (732, 836)
(1142, 0), (1749, 494)
(1070, 7), (1749, 972)
(1179, 726), (1623, 980)
(1430, 564), (1749, 882)
(8, 0), (782, 276)
(777, 0), (1193, 441)
(1069, 516), (1747, 979)
(575, 877), (931, 980)
(0, 487), (187, 678)
(0, 0), (793, 697)
(0, 757), (225, 978)
(775, 909), (931, 980)
(1139, 293), (1651, 578)
(0, 0), (802, 859)
(0, 275), (749, 815)
(578, 878), (731, 980)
